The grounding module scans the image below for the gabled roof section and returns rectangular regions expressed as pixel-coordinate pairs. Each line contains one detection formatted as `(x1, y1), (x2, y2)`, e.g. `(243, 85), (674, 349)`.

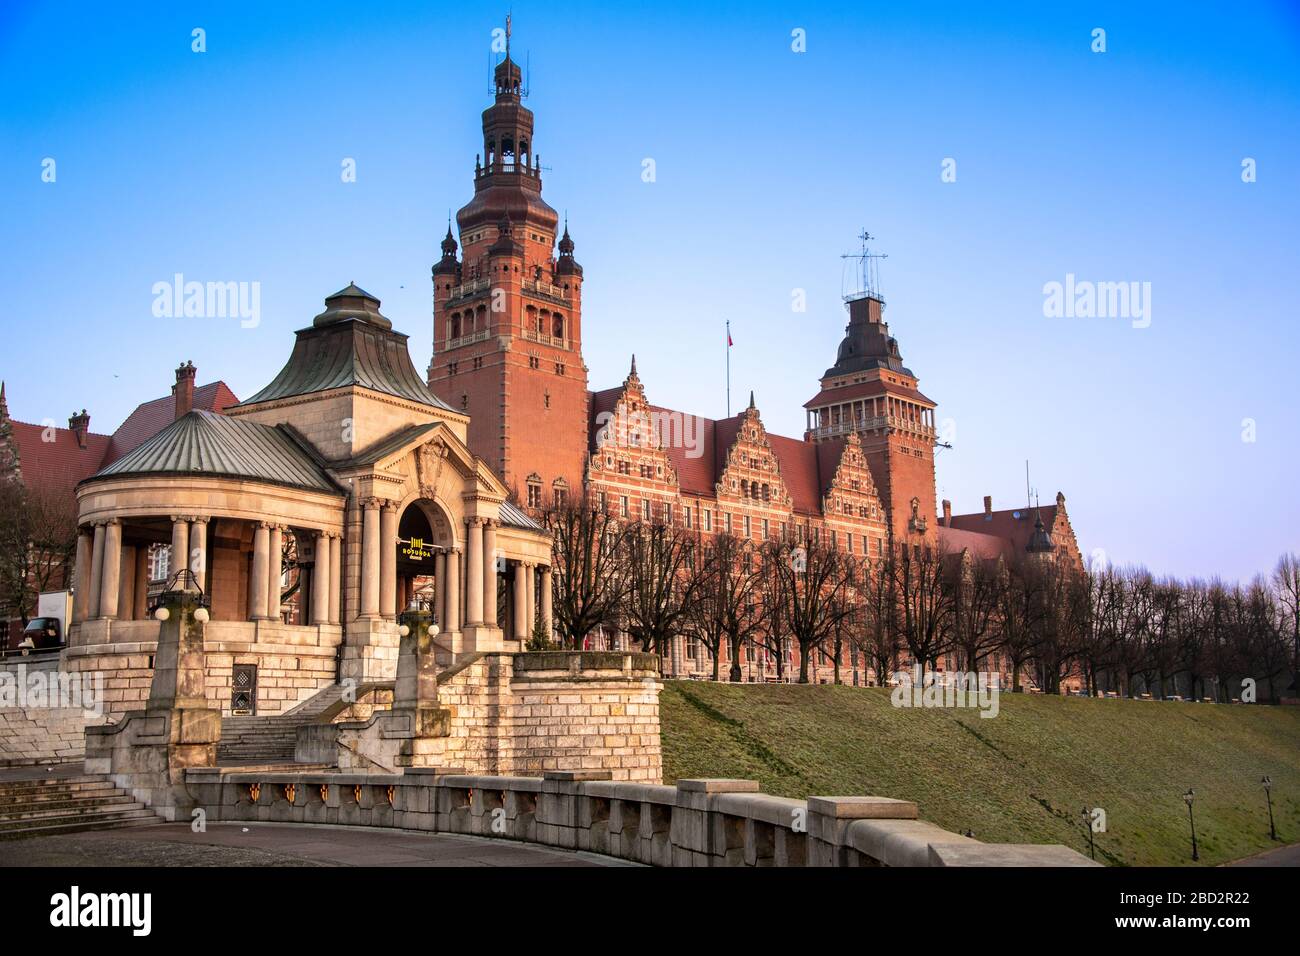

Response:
(87, 410), (342, 495)
(938, 525), (1013, 561)
(7, 420), (112, 495)
(102, 381), (239, 467)
(236, 286), (455, 411)
(500, 500), (542, 531)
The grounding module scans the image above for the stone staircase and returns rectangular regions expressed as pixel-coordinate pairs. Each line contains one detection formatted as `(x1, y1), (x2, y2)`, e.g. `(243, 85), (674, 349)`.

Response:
(217, 682), (391, 764)
(0, 773), (162, 840)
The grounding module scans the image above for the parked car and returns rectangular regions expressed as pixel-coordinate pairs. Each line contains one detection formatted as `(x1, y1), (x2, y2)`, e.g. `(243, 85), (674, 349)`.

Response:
(18, 615), (63, 651)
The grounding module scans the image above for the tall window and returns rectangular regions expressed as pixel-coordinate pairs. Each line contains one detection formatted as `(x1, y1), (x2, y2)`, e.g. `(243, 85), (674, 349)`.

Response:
(620, 496), (630, 518)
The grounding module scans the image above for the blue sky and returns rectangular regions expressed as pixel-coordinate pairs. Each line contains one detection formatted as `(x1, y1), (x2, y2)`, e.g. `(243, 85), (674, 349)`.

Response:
(1, 1), (1297, 582)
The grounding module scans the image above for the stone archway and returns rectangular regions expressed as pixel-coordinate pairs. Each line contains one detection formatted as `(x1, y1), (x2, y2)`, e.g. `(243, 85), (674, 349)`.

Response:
(395, 498), (454, 621)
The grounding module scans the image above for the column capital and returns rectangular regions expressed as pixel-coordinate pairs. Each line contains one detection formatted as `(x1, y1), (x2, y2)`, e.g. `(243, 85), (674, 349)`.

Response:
(257, 520), (274, 530)
(104, 517), (121, 527)
(190, 515), (210, 525)
(467, 516), (484, 528)
(381, 499), (400, 514)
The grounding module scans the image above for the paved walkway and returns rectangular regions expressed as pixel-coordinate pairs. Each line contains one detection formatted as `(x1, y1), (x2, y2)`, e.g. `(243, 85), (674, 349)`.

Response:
(1223, 842), (1300, 867)
(0, 822), (634, 867)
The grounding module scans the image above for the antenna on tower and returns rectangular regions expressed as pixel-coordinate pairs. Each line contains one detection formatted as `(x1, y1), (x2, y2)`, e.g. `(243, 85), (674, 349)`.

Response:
(840, 229), (888, 305)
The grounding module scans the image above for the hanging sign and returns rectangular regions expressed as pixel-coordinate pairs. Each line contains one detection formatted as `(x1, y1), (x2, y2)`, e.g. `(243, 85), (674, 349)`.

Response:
(399, 536), (433, 561)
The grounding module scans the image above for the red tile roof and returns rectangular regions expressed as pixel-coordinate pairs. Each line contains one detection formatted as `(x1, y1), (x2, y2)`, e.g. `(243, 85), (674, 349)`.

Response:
(803, 379), (935, 409)
(101, 382), (239, 467)
(937, 525), (1013, 561)
(8, 420), (113, 495)
(948, 505), (1060, 554)
(588, 387), (840, 517)
(4, 380), (240, 495)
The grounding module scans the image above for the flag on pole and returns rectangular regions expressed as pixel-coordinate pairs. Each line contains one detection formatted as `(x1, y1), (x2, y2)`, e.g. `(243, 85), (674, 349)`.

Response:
(727, 322), (733, 347)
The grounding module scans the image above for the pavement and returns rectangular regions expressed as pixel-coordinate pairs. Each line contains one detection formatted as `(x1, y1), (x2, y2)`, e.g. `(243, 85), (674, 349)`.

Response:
(1223, 842), (1300, 867)
(0, 822), (635, 867)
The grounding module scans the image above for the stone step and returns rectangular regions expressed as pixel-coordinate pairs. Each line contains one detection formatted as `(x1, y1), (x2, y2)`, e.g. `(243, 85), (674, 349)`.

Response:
(0, 803), (151, 833)
(0, 781), (122, 800)
(0, 793), (139, 817)
(0, 810), (161, 841)
(0, 799), (145, 825)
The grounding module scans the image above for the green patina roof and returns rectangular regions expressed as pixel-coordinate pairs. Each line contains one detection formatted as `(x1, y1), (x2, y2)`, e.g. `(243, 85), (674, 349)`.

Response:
(86, 410), (342, 494)
(236, 285), (456, 411)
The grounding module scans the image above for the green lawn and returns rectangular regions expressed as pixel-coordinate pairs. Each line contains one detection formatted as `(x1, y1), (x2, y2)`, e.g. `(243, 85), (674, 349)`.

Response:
(659, 681), (1300, 866)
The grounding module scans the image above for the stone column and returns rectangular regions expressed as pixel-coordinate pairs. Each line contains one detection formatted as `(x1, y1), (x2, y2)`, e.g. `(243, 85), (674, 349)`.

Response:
(312, 530), (330, 625)
(99, 519), (122, 620)
(87, 522), (105, 619)
(328, 533), (342, 625)
(360, 498), (380, 617)
(73, 529), (92, 622)
(133, 546), (150, 620)
(445, 547), (461, 633)
(541, 565), (553, 640)
(482, 520), (498, 627)
(170, 516), (190, 586)
(249, 522), (270, 621)
(523, 562), (535, 639)
(190, 517), (208, 592)
(118, 545), (136, 623)
(380, 501), (398, 619)
(434, 550), (447, 626)
(465, 518), (484, 626)
(266, 524), (282, 621)
(513, 561), (528, 641)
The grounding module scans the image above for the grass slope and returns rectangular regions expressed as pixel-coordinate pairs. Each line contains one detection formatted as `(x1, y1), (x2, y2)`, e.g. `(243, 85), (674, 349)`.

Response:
(660, 681), (1300, 866)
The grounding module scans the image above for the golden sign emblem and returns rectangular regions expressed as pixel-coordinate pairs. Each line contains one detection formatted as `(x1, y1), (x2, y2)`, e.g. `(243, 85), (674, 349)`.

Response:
(400, 536), (433, 561)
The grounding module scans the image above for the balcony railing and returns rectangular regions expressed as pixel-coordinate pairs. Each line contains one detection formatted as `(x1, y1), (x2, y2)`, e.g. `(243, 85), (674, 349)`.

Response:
(447, 278), (492, 302)
(808, 415), (934, 440)
(445, 329), (491, 351)
(522, 328), (569, 349)
(521, 278), (570, 302)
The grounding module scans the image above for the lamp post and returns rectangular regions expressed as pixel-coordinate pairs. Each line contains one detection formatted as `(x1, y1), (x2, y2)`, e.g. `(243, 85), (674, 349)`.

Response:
(1080, 806), (1096, 861)
(1183, 789), (1199, 862)
(1262, 776), (1277, 841)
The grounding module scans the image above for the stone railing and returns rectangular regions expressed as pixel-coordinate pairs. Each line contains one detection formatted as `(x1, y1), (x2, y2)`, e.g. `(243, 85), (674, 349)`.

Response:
(180, 769), (1096, 867)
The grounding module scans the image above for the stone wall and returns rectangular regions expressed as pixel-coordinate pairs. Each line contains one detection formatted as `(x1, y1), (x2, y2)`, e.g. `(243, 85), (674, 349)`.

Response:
(0, 656), (107, 767)
(183, 768), (1097, 867)
(63, 620), (340, 718)
(332, 651), (662, 782)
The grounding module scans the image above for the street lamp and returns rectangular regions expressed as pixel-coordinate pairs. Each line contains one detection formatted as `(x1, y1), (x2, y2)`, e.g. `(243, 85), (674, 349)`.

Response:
(1262, 776), (1277, 841)
(1080, 807), (1096, 861)
(1183, 789), (1199, 862)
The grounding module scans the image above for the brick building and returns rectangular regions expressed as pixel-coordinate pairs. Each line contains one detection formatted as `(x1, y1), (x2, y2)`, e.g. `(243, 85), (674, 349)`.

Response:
(426, 44), (1084, 686)
(0, 371), (238, 643)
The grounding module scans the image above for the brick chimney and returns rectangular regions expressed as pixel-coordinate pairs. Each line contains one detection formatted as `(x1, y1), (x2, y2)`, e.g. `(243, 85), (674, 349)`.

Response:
(983, 495), (993, 520)
(941, 499), (952, 527)
(173, 361), (196, 420)
(69, 409), (90, 448)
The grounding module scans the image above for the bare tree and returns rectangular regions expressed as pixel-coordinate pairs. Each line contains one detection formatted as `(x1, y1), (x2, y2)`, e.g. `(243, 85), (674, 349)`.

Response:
(620, 518), (705, 662)
(688, 533), (764, 681)
(947, 552), (1002, 674)
(761, 535), (855, 683)
(542, 495), (630, 649)
(892, 542), (953, 684)
(0, 481), (77, 626)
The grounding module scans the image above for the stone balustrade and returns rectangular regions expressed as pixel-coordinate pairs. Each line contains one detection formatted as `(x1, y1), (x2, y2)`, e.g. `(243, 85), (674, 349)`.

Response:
(180, 768), (1096, 867)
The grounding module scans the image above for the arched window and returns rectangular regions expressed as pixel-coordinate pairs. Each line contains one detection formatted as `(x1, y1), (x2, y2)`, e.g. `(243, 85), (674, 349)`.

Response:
(553, 313), (565, 339)
(450, 314), (461, 339)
